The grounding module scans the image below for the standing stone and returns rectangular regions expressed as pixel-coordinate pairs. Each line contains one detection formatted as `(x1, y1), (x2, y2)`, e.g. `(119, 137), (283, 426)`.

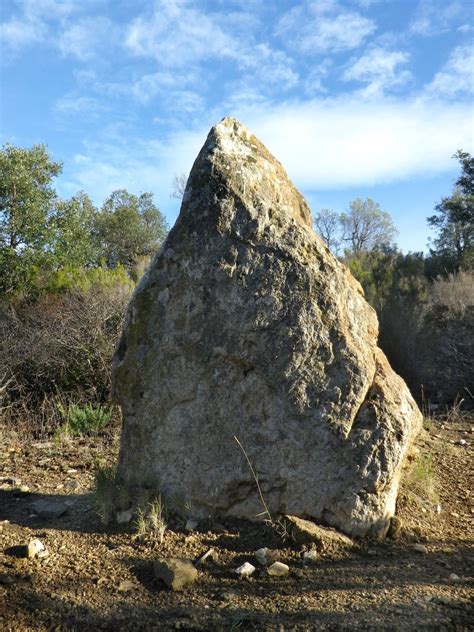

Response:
(112, 117), (422, 538)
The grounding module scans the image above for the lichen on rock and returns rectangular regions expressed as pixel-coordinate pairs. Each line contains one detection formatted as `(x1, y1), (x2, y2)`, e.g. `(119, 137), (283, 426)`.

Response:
(112, 117), (422, 538)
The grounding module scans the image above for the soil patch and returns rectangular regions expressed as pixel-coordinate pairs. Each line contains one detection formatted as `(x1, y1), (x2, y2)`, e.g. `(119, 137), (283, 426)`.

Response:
(1, 417), (472, 631)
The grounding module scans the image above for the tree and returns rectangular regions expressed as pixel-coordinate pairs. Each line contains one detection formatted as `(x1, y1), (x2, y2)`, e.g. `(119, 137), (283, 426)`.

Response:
(428, 150), (474, 271)
(51, 192), (98, 268)
(0, 143), (62, 293)
(94, 189), (168, 269)
(314, 208), (341, 253)
(170, 172), (188, 200)
(340, 198), (398, 254)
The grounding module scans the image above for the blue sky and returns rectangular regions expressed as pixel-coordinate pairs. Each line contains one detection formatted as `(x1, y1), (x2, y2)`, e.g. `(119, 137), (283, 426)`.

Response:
(1, 0), (473, 253)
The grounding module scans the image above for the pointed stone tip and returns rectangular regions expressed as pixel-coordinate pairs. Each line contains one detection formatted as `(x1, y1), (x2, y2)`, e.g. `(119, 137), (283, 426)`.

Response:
(209, 116), (252, 144)
(185, 115), (313, 229)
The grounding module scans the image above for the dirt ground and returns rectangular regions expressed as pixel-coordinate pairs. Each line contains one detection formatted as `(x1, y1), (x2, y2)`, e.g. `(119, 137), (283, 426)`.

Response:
(1, 415), (472, 631)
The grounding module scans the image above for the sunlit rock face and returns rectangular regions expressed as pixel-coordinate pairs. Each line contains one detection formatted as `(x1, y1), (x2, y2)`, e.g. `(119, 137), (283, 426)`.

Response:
(112, 117), (422, 538)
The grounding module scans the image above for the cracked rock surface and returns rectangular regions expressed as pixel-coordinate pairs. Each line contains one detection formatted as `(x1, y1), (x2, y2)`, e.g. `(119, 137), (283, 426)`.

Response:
(112, 117), (422, 537)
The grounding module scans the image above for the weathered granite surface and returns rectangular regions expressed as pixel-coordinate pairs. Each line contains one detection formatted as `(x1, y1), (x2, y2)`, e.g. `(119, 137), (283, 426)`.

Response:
(112, 117), (422, 537)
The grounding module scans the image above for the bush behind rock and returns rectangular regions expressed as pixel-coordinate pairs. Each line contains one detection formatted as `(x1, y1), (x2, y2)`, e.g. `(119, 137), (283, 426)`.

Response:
(0, 272), (133, 437)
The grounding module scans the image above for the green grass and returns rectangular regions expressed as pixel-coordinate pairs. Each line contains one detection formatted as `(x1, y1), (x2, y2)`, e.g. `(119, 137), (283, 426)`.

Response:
(55, 402), (112, 439)
(134, 494), (167, 542)
(403, 451), (439, 508)
(92, 463), (128, 526)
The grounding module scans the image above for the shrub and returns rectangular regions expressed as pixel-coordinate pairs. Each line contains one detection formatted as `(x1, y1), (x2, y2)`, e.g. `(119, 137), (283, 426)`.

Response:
(415, 271), (474, 404)
(0, 276), (133, 437)
(135, 495), (168, 542)
(57, 402), (112, 437)
(93, 464), (124, 526)
(401, 450), (439, 510)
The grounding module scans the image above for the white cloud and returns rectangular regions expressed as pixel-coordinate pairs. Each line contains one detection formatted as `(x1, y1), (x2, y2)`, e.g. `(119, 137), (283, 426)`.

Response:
(232, 96), (473, 190)
(55, 95), (109, 117)
(410, 0), (464, 36)
(343, 47), (412, 96)
(21, 0), (79, 20)
(1, 0), (113, 58)
(59, 127), (206, 207)
(276, 2), (376, 53)
(352, 0), (383, 7)
(60, 94), (473, 215)
(125, 0), (239, 66)
(58, 16), (118, 61)
(304, 61), (332, 95)
(131, 71), (190, 104)
(238, 45), (299, 88)
(0, 16), (45, 51)
(426, 45), (474, 97)
(124, 0), (298, 100)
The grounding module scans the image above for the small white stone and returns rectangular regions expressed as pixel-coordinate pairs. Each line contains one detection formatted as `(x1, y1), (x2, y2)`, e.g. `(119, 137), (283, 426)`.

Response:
(235, 562), (256, 577)
(255, 548), (270, 566)
(449, 573), (460, 581)
(267, 562), (289, 577)
(116, 509), (133, 524)
(185, 518), (199, 532)
(254, 547), (280, 566)
(302, 550), (319, 564)
(413, 543), (428, 554)
(27, 539), (45, 559)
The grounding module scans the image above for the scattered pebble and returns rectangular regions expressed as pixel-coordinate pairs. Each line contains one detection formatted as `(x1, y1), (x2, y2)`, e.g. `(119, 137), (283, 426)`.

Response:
(235, 562), (256, 578)
(30, 499), (69, 519)
(255, 547), (280, 567)
(267, 562), (289, 577)
(154, 557), (198, 591)
(413, 544), (428, 554)
(455, 439), (467, 446)
(26, 539), (46, 559)
(117, 580), (135, 592)
(116, 509), (133, 524)
(185, 518), (199, 532)
(302, 550), (319, 564)
(449, 573), (460, 581)
(195, 547), (217, 566)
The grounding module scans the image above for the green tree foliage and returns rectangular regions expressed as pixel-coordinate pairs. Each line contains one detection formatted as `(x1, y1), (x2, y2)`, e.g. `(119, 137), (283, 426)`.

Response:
(428, 150), (474, 271)
(0, 143), (169, 296)
(340, 198), (398, 254)
(95, 189), (168, 269)
(51, 191), (99, 268)
(0, 144), (62, 293)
